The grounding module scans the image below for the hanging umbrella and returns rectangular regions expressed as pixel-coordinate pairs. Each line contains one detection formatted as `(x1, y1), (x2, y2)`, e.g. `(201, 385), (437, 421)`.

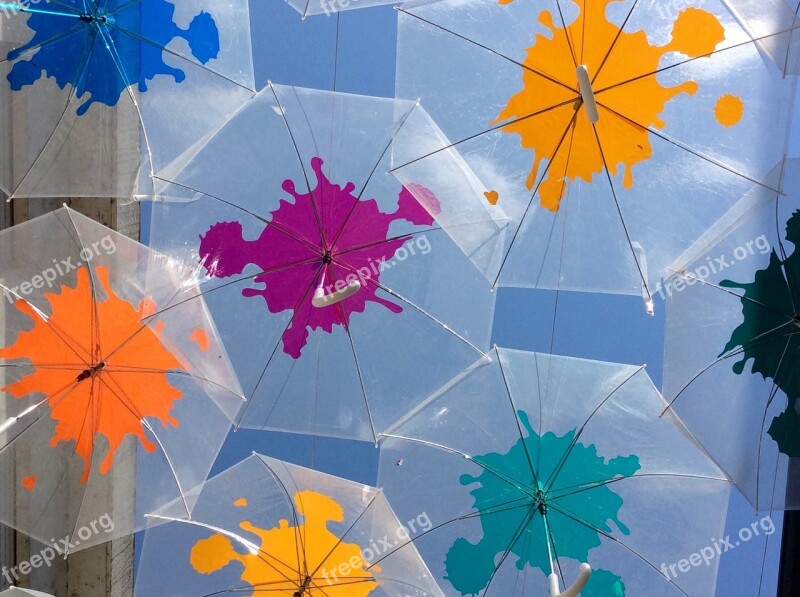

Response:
(0, 0), (255, 200)
(0, 589), (55, 597)
(663, 157), (800, 510)
(389, 0), (798, 310)
(0, 205), (243, 551)
(148, 83), (505, 443)
(135, 452), (444, 596)
(378, 347), (730, 596)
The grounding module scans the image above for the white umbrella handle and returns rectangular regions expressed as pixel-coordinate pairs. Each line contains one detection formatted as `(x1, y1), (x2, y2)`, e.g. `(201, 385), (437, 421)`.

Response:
(312, 280), (361, 307)
(548, 563), (592, 597)
(576, 66), (599, 124)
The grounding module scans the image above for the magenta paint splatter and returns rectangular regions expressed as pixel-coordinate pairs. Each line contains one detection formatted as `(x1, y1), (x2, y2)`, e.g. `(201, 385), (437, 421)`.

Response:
(198, 157), (439, 359)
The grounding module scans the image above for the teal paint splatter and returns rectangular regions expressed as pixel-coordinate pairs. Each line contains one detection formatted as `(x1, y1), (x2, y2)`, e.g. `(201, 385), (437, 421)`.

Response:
(720, 210), (800, 456)
(444, 410), (639, 595)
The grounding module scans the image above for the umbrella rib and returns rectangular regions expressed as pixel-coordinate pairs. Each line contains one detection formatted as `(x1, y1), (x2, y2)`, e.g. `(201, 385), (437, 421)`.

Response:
(544, 364), (646, 491)
(548, 502), (691, 597)
(0, 283), (92, 365)
(549, 472), (729, 500)
(253, 452), (308, 582)
(495, 346), (540, 489)
(96, 22), (159, 189)
(99, 256), (321, 368)
(329, 99), (421, 248)
(389, 98), (578, 175)
(380, 433), (536, 499)
(754, 336), (792, 510)
(662, 320), (795, 415)
(491, 109), (580, 290)
(542, 505), (568, 592)
(276, 466), (309, 585)
(61, 207), (104, 365)
(145, 516), (304, 588)
(0, 20), (85, 66)
(97, 374), (192, 517)
(344, 270), (486, 357)
(553, 0), (578, 69)
(590, 120), (652, 301)
(482, 505), (538, 596)
(533, 352), (545, 484)
(233, 263), (324, 429)
(307, 489), (383, 580)
(62, 376), (107, 553)
(106, 23), (256, 93)
(267, 82), (329, 251)
(663, 268), (793, 319)
(150, 176), (323, 256)
(544, 117), (577, 357)
(596, 100), (783, 194)
(101, 367), (245, 402)
(397, 8), (577, 94)
(590, 0), (641, 85)
(367, 497), (535, 571)
(1, 382), (92, 545)
(0, 379), (82, 453)
(341, 313), (379, 445)
(333, 225), (444, 257)
(595, 23), (800, 96)
(8, 27), (98, 199)
(274, 457), (311, 584)
(0, 362), (90, 370)
(779, 2), (800, 74)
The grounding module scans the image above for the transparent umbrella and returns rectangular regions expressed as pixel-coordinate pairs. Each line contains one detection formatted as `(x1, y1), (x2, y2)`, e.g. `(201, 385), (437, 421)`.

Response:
(378, 348), (730, 596)
(0, 205), (243, 551)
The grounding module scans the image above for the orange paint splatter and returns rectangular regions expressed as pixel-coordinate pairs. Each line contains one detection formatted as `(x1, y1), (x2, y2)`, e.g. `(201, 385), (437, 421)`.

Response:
(189, 328), (210, 352)
(0, 267), (185, 484)
(484, 190), (500, 205)
(190, 490), (380, 595)
(21, 476), (36, 491)
(715, 94), (744, 127)
(233, 498), (248, 508)
(494, 3), (727, 211)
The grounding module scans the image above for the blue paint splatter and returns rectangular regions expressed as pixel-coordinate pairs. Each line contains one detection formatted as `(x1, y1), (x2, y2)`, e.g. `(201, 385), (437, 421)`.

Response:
(7, 0), (220, 115)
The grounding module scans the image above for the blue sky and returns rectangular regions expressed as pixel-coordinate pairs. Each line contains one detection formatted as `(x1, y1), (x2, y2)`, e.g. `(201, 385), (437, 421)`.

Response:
(149, 2), (794, 594)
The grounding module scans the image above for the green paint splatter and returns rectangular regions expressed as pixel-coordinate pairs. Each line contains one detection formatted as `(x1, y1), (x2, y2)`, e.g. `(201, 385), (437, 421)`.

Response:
(720, 210), (800, 456)
(444, 410), (639, 595)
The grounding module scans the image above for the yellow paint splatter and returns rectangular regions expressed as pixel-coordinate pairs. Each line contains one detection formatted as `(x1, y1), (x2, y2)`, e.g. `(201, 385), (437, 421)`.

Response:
(715, 93), (744, 127)
(484, 190), (500, 205)
(494, 3), (727, 211)
(233, 497), (247, 507)
(190, 490), (380, 595)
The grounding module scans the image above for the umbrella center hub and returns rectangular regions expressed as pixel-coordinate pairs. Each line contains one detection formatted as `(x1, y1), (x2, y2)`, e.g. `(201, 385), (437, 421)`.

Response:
(294, 575), (313, 595)
(794, 314), (800, 327)
(79, 14), (109, 25)
(533, 488), (548, 509)
(77, 361), (105, 382)
(321, 251), (333, 264)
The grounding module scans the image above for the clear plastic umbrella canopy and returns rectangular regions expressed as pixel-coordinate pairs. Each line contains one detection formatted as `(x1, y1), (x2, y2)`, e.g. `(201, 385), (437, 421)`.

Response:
(148, 83), (503, 444)
(0, 206), (243, 551)
(136, 453), (444, 596)
(0, 0), (255, 200)
(378, 348), (730, 596)
(663, 157), (800, 511)
(390, 0), (798, 309)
